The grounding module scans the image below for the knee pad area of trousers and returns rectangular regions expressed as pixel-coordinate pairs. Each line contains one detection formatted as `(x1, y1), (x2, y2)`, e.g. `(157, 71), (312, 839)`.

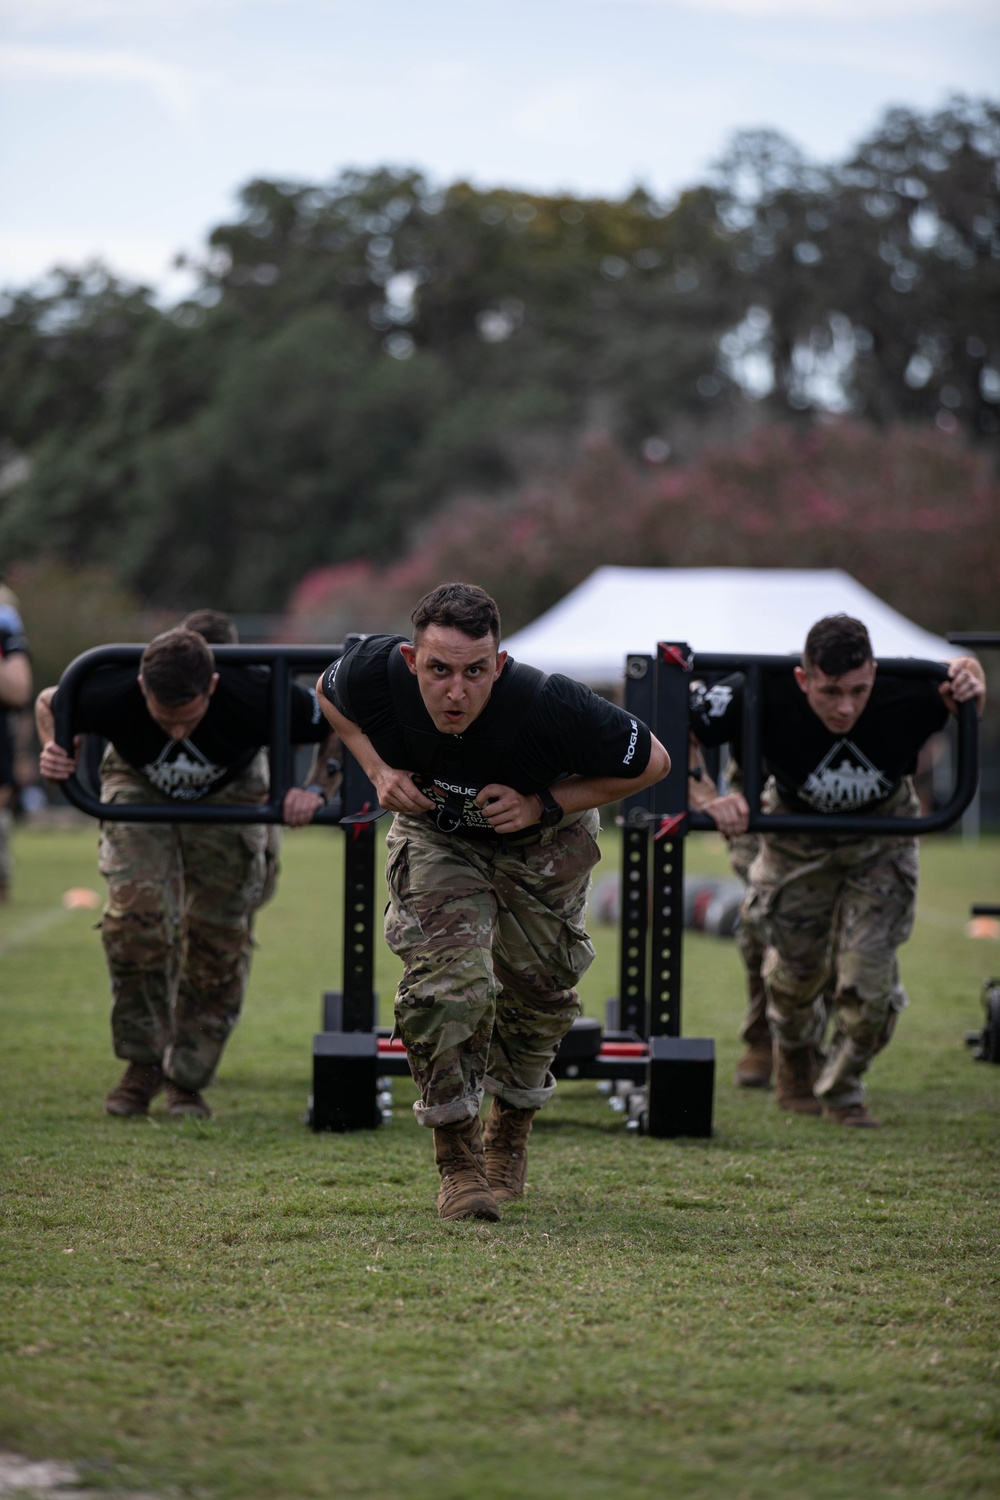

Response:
(837, 950), (894, 1007)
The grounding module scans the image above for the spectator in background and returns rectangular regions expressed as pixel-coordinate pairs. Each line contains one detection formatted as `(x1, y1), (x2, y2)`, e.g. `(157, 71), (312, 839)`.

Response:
(0, 584), (32, 902)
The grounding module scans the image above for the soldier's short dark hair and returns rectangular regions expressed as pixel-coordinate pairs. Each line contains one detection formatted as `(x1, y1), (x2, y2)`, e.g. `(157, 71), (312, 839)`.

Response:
(803, 615), (873, 677)
(140, 629), (215, 705)
(411, 583), (502, 645)
(179, 609), (238, 645)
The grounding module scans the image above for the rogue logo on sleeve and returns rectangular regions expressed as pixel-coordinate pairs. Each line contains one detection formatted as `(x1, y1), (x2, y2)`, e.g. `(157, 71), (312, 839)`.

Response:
(800, 741), (892, 812)
(623, 718), (639, 765)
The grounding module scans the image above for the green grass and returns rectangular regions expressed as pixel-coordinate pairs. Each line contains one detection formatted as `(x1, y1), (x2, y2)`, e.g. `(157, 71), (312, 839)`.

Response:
(1, 821), (998, 1499)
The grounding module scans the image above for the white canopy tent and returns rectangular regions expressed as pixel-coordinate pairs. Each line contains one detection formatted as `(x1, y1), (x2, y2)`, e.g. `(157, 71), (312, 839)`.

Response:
(501, 567), (957, 684)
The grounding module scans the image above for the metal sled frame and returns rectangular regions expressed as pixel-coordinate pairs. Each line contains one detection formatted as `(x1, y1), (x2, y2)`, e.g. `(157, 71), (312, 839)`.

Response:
(607, 648), (979, 1135)
(52, 643), (979, 1138)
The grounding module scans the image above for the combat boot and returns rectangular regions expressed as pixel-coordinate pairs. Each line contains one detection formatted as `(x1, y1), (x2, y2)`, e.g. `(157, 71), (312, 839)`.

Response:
(734, 1043), (773, 1089)
(483, 1096), (535, 1203)
(433, 1115), (500, 1222)
(164, 1081), (212, 1119)
(773, 1043), (822, 1115)
(104, 1061), (163, 1117)
(823, 1101), (880, 1128)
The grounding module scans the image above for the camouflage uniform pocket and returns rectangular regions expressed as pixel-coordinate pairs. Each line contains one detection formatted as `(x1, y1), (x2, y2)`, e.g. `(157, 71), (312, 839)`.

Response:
(383, 832), (425, 954)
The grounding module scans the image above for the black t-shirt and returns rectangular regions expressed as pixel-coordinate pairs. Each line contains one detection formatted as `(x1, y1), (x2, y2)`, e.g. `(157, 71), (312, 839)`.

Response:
(320, 634), (652, 833)
(690, 670), (948, 815)
(58, 663), (327, 802)
(0, 603), (29, 790)
(0, 604), (29, 662)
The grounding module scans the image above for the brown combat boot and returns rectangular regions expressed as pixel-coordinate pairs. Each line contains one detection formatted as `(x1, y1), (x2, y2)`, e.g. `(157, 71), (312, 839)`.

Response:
(164, 1080), (212, 1119)
(104, 1061), (163, 1117)
(823, 1101), (880, 1128)
(483, 1096), (536, 1203)
(433, 1115), (500, 1222)
(734, 1043), (773, 1089)
(773, 1044), (822, 1115)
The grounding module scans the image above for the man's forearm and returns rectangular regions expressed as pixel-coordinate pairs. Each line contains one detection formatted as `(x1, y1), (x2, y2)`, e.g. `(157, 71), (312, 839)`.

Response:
(0, 655), (32, 709)
(34, 688), (56, 745)
(687, 736), (720, 814)
(300, 729), (344, 800)
(941, 655), (987, 717)
(549, 737), (671, 816)
(35, 687), (78, 781)
(317, 701), (390, 787)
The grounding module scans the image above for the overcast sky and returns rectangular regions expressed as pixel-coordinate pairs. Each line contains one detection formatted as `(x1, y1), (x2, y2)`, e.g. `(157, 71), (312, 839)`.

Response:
(1, 0), (996, 298)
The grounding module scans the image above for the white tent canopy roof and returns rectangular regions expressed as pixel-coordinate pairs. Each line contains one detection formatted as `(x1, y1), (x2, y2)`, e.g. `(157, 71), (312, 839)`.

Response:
(501, 567), (957, 684)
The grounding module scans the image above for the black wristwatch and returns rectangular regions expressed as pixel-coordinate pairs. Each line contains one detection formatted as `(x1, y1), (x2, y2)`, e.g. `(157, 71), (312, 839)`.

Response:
(538, 788), (564, 827)
(302, 782), (327, 803)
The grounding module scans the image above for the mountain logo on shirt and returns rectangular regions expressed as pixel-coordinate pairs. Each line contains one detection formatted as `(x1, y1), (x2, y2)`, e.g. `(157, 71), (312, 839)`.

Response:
(143, 740), (225, 800)
(800, 740), (893, 812)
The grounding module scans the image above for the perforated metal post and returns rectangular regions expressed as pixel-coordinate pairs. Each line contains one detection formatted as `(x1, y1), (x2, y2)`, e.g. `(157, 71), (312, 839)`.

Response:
(649, 836), (683, 1038)
(339, 752), (379, 1033)
(643, 642), (716, 1137)
(616, 655), (655, 1038)
(311, 710), (383, 1129)
(649, 643), (693, 1039)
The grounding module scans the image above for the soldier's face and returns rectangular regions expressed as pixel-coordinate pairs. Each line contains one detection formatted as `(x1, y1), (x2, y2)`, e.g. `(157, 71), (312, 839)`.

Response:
(793, 660), (876, 735)
(139, 674), (218, 740)
(400, 625), (506, 734)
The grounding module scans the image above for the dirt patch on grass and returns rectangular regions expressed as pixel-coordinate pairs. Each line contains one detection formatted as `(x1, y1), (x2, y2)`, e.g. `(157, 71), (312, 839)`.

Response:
(0, 1449), (157, 1498)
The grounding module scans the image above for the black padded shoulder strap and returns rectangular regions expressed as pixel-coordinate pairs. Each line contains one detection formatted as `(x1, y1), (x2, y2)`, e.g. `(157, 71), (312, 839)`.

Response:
(486, 658), (549, 739)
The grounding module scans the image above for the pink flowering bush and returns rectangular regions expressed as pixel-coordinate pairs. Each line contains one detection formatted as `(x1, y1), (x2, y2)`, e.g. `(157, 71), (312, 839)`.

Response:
(283, 420), (999, 637)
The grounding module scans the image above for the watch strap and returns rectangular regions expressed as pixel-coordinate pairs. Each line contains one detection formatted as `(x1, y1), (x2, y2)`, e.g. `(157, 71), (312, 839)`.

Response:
(538, 788), (564, 826)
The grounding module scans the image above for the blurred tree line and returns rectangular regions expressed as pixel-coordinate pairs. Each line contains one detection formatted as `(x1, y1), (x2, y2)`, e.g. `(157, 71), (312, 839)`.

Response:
(0, 96), (997, 639)
(282, 421), (1000, 641)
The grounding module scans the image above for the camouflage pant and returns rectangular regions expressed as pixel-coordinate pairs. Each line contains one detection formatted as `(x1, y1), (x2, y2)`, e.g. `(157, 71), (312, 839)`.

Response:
(720, 763), (772, 1047)
(384, 810), (602, 1127)
(0, 800), (12, 892)
(728, 803), (906, 1053)
(262, 824), (282, 908)
(727, 829), (771, 1048)
(98, 749), (271, 1090)
(747, 780), (919, 1108)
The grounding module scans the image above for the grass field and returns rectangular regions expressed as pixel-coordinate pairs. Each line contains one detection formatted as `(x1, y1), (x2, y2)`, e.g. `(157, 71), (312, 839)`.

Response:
(1, 820), (998, 1500)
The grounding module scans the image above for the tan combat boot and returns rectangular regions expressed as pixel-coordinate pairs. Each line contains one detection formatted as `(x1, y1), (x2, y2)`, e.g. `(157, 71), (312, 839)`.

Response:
(734, 1043), (773, 1089)
(104, 1061), (164, 1117)
(433, 1115), (500, 1221)
(483, 1096), (536, 1203)
(164, 1081), (212, 1119)
(773, 1043), (822, 1115)
(823, 1101), (880, 1128)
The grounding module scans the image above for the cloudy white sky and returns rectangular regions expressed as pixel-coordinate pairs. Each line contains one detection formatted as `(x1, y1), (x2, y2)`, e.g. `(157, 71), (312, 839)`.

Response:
(1, 0), (996, 297)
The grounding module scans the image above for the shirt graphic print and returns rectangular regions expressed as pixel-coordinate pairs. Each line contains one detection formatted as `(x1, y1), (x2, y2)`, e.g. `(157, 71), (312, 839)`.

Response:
(799, 740), (894, 812)
(142, 739), (227, 800)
